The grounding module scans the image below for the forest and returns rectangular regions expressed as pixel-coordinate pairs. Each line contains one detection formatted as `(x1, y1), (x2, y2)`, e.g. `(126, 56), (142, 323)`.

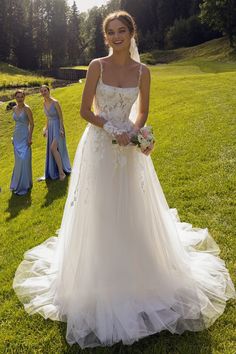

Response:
(0, 0), (235, 69)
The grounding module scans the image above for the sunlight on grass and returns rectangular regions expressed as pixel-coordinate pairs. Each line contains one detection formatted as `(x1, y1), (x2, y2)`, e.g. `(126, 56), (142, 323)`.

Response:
(0, 62), (52, 89)
(0, 63), (235, 353)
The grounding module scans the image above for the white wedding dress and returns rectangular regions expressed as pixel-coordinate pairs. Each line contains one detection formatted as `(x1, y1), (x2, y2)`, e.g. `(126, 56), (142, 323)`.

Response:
(13, 61), (235, 349)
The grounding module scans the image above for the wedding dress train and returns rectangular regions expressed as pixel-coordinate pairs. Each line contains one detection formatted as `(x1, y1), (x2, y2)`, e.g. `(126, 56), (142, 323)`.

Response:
(13, 62), (235, 348)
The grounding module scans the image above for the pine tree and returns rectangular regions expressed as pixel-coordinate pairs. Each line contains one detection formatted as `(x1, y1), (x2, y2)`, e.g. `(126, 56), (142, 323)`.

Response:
(0, 0), (9, 61)
(50, 0), (68, 67)
(33, 0), (48, 68)
(67, 1), (81, 65)
(94, 11), (106, 58)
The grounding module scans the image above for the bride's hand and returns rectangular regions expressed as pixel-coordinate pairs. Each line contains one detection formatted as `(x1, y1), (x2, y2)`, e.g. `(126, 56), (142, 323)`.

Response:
(115, 132), (130, 146)
(130, 124), (140, 136)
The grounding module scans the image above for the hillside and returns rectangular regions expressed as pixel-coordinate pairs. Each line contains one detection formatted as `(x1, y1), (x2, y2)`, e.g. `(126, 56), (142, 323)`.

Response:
(141, 37), (236, 68)
(0, 62), (52, 90)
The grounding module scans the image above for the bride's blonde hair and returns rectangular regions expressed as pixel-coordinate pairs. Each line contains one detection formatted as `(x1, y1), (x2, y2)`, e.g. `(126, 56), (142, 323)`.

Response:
(103, 11), (137, 39)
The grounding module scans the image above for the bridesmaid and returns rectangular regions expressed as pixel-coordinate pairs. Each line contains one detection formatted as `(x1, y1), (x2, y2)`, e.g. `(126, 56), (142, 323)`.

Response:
(40, 85), (71, 181)
(10, 90), (34, 195)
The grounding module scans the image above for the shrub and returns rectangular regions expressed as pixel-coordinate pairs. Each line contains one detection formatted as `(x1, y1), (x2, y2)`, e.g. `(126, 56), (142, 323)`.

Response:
(165, 16), (220, 49)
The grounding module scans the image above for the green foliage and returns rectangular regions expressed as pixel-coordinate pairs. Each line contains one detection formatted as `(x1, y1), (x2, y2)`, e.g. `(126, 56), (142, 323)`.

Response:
(0, 61), (235, 353)
(0, 0), (10, 60)
(0, 0), (225, 68)
(50, 0), (68, 68)
(67, 1), (81, 66)
(165, 16), (219, 49)
(200, 0), (236, 47)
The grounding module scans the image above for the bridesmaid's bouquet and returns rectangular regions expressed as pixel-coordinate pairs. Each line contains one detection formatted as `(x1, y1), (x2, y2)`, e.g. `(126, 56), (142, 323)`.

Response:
(112, 126), (155, 151)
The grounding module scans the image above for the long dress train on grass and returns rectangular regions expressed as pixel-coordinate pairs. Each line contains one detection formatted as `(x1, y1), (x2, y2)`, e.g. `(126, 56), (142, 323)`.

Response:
(13, 62), (235, 348)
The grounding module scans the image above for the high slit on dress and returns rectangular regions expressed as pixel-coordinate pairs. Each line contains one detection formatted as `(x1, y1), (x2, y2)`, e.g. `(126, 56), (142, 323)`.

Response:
(44, 102), (71, 179)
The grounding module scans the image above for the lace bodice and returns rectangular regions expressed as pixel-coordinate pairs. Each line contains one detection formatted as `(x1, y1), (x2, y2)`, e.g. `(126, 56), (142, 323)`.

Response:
(94, 60), (141, 132)
(82, 60), (143, 171)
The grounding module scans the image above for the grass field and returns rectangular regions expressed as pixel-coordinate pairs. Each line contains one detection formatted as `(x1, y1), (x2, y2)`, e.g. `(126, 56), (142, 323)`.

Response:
(0, 59), (235, 353)
(61, 65), (88, 70)
(0, 62), (52, 90)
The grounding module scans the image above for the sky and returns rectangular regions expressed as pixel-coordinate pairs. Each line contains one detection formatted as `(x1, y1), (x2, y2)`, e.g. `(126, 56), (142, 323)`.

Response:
(68, 0), (109, 13)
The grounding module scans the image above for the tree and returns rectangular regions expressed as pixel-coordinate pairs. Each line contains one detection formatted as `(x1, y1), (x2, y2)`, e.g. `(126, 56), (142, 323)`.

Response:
(200, 0), (236, 47)
(24, 0), (38, 69)
(165, 15), (220, 49)
(67, 1), (81, 65)
(0, 0), (10, 60)
(32, 0), (48, 68)
(6, 0), (34, 68)
(83, 7), (107, 61)
(50, 0), (68, 67)
(94, 11), (107, 58)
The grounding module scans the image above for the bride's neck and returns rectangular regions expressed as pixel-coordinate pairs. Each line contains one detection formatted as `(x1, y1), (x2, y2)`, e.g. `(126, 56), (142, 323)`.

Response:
(110, 51), (132, 67)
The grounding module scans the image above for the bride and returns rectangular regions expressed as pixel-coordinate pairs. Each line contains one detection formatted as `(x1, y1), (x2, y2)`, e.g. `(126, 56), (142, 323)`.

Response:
(13, 11), (235, 349)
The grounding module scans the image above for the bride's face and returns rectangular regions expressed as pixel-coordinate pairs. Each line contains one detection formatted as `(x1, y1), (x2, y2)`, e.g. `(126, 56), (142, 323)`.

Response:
(105, 19), (132, 52)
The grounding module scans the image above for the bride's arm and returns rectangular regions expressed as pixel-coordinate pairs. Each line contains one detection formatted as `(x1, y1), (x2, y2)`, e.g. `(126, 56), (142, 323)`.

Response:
(134, 65), (153, 156)
(80, 60), (106, 128)
(80, 59), (130, 146)
(133, 65), (151, 131)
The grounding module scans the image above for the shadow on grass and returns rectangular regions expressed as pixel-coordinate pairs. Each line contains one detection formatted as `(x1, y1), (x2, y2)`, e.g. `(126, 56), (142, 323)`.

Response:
(41, 177), (69, 208)
(58, 323), (212, 354)
(5, 191), (32, 221)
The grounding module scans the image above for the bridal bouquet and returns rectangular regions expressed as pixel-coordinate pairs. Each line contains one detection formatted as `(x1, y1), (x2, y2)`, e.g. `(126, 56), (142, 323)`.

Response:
(112, 126), (155, 151)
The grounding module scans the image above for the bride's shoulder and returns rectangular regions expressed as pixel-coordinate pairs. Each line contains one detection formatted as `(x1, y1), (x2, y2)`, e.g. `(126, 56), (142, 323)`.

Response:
(139, 62), (150, 73)
(88, 59), (100, 70)
(132, 62), (150, 82)
(138, 63), (150, 86)
(131, 60), (150, 74)
(89, 56), (109, 68)
(86, 59), (102, 80)
(142, 65), (150, 80)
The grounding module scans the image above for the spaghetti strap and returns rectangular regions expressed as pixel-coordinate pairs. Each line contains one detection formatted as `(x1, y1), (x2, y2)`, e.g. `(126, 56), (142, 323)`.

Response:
(138, 64), (142, 86)
(99, 59), (103, 80)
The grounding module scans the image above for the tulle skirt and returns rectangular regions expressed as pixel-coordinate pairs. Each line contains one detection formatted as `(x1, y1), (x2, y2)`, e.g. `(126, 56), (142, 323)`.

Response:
(13, 124), (236, 348)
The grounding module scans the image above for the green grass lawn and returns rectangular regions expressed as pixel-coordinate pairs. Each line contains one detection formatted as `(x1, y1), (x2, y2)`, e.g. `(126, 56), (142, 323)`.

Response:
(0, 62), (52, 90)
(61, 65), (88, 70)
(0, 62), (235, 354)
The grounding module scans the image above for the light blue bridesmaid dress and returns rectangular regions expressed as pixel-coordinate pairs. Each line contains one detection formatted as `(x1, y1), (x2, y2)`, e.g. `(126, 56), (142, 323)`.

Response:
(44, 102), (71, 179)
(10, 108), (32, 195)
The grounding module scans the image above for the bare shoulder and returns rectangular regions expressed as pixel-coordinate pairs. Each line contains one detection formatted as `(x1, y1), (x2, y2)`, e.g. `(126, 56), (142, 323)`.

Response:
(89, 56), (110, 71)
(85, 59), (100, 81)
(52, 98), (59, 105)
(25, 104), (32, 112)
(87, 58), (109, 82)
(88, 58), (101, 71)
(141, 63), (150, 77)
